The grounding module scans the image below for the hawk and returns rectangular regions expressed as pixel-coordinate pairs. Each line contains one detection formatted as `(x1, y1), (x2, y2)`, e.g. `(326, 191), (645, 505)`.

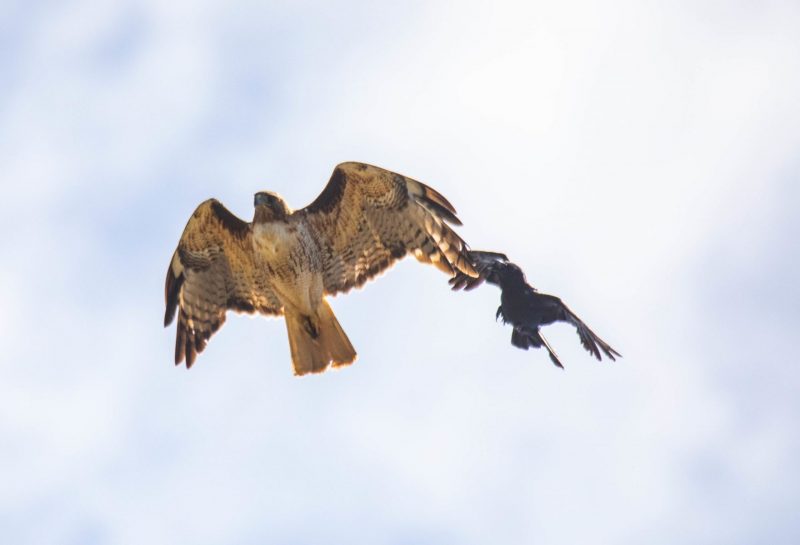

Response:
(164, 162), (477, 375)
(450, 251), (620, 368)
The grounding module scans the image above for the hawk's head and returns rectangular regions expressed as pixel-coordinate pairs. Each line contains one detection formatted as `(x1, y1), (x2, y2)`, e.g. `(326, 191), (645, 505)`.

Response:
(254, 191), (290, 222)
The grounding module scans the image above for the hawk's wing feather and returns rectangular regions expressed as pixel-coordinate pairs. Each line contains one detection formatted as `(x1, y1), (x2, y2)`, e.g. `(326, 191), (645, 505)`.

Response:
(300, 162), (478, 296)
(164, 199), (282, 367)
(449, 250), (510, 291)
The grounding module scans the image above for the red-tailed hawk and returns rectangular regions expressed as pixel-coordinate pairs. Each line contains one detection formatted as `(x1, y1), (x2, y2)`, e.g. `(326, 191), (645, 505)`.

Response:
(164, 162), (477, 375)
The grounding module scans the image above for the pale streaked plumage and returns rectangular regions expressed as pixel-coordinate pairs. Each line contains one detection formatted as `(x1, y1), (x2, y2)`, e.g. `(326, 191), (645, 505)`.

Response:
(164, 161), (477, 375)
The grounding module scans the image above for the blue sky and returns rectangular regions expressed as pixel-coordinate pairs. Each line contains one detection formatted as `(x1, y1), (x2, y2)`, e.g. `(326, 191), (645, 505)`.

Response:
(1, 1), (799, 543)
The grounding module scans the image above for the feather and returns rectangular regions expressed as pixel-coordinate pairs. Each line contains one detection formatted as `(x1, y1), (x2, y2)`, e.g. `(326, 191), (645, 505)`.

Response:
(164, 162), (480, 372)
(452, 250), (620, 367)
(164, 199), (282, 367)
(299, 162), (478, 296)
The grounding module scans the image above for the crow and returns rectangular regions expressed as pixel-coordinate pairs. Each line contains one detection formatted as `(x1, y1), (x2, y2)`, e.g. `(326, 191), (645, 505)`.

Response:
(450, 251), (621, 368)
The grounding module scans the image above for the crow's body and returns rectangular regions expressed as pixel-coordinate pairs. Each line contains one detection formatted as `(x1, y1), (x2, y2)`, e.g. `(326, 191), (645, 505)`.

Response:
(451, 251), (620, 368)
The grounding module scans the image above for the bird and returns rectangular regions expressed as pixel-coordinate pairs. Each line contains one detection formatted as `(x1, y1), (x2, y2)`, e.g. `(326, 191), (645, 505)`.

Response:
(450, 251), (620, 368)
(164, 161), (478, 375)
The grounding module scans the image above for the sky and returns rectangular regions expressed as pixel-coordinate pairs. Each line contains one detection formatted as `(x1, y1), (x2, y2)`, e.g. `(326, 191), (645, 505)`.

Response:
(1, 0), (799, 543)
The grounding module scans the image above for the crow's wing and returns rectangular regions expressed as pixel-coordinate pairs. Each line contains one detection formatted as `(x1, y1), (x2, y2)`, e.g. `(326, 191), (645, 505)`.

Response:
(533, 293), (621, 361)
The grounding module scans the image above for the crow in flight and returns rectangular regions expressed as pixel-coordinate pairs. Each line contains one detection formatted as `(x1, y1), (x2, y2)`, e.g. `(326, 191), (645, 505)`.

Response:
(451, 251), (620, 368)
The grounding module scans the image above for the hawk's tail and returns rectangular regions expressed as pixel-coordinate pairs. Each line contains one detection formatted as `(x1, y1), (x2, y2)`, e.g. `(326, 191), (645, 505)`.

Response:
(285, 300), (357, 376)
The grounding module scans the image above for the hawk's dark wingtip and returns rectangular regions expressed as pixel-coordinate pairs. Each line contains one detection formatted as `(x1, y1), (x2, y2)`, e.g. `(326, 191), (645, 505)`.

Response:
(164, 257), (184, 327)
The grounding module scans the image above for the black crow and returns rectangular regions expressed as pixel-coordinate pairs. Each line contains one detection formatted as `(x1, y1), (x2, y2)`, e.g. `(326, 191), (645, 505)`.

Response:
(451, 251), (621, 368)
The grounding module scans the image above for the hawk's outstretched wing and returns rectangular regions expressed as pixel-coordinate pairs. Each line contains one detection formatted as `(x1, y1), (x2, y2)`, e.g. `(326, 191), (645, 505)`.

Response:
(299, 162), (478, 295)
(164, 199), (282, 367)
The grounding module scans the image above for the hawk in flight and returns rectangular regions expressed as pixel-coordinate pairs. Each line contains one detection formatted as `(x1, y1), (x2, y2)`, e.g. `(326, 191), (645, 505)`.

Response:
(164, 162), (477, 375)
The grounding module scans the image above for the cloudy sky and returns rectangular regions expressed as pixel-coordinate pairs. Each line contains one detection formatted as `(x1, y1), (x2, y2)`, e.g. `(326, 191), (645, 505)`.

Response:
(2, 1), (799, 543)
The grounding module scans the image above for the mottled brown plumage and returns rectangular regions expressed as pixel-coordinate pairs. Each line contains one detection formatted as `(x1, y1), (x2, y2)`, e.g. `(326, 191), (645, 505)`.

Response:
(163, 200), (283, 368)
(164, 161), (477, 374)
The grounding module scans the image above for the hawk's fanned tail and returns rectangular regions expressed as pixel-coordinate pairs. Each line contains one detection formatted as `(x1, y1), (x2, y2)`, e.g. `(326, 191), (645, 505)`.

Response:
(284, 300), (356, 376)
